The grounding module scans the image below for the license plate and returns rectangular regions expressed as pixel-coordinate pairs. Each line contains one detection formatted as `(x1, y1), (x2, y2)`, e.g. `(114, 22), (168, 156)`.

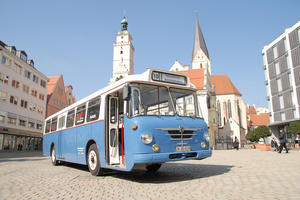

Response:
(176, 146), (191, 152)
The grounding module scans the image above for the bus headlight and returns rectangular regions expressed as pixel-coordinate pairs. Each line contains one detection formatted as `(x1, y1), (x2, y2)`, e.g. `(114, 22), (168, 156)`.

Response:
(141, 134), (153, 144)
(205, 134), (210, 142)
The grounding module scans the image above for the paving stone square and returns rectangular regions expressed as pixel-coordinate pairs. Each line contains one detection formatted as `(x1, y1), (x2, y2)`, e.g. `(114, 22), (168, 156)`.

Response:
(0, 149), (299, 200)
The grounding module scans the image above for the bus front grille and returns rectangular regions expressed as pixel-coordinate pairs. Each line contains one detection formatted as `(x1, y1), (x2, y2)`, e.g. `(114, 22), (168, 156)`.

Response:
(167, 130), (195, 140)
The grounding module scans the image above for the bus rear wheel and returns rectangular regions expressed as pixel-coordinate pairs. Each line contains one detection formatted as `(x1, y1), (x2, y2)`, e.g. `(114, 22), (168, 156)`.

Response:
(146, 164), (162, 172)
(87, 144), (103, 176)
(51, 146), (58, 166)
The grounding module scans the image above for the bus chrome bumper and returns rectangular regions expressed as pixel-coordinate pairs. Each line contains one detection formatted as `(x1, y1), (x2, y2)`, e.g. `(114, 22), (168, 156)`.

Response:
(132, 150), (212, 164)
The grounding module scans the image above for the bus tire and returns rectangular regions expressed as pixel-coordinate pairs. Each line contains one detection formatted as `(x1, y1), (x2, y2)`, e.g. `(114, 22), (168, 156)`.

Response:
(146, 164), (162, 172)
(51, 146), (58, 166)
(87, 144), (103, 176)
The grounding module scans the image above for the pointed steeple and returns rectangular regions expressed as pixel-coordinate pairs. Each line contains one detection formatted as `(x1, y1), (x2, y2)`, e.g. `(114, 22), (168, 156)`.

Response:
(192, 18), (209, 60)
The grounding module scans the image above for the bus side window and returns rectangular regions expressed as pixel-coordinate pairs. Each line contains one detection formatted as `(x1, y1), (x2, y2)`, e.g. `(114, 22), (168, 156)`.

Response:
(75, 104), (86, 125)
(51, 117), (57, 132)
(87, 97), (100, 122)
(58, 115), (66, 129)
(45, 120), (50, 133)
(66, 110), (75, 128)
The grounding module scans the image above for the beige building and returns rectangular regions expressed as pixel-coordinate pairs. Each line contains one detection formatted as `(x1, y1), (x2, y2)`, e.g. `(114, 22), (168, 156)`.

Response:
(0, 40), (48, 151)
(211, 75), (248, 149)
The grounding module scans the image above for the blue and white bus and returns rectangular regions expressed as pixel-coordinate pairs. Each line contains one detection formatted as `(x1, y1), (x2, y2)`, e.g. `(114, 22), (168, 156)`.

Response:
(43, 69), (212, 176)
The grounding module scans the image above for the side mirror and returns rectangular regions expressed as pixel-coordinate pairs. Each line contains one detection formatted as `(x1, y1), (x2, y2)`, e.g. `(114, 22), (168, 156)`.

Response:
(123, 84), (131, 101)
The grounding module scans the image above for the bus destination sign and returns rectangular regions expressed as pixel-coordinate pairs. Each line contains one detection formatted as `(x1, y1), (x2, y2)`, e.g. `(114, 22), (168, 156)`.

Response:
(152, 71), (187, 85)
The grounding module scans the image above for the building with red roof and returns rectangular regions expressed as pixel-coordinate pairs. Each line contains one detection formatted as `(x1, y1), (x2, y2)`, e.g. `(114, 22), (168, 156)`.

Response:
(46, 75), (68, 117)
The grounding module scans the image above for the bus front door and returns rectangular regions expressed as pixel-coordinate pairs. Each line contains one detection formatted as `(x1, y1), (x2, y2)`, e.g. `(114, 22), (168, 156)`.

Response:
(108, 96), (120, 165)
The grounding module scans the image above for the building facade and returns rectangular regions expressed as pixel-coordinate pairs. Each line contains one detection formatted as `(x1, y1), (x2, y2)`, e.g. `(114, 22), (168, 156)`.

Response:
(0, 40), (48, 151)
(110, 17), (134, 83)
(211, 75), (248, 149)
(65, 85), (76, 106)
(262, 20), (300, 134)
(46, 75), (68, 118)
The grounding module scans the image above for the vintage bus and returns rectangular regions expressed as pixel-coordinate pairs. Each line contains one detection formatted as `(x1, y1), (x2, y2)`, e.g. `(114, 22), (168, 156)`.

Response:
(43, 69), (212, 176)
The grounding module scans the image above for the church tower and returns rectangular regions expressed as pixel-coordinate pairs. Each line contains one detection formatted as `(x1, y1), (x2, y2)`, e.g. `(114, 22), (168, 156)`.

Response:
(110, 17), (135, 83)
(192, 18), (211, 75)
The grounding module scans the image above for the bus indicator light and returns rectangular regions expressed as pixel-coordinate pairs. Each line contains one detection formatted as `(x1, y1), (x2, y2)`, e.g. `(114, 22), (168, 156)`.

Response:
(152, 144), (159, 152)
(131, 125), (138, 130)
(201, 142), (206, 148)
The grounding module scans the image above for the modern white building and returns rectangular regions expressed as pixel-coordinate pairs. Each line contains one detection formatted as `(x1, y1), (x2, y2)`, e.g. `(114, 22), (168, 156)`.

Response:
(262, 20), (300, 134)
(110, 17), (134, 83)
(0, 40), (48, 151)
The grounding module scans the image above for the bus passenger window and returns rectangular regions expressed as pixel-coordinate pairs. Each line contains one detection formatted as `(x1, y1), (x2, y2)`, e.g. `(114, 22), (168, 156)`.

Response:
(75, 104), (86, 125)
(66, 110), (75, 128)
(87, 97), (100, 122)
(51, 117), (57, 132)
(45, 120), (51, 133)
(58, 116), (65, 129)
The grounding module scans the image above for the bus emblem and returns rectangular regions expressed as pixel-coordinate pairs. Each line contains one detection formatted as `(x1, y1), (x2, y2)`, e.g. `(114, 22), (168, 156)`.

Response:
(179, 126), (184, 133)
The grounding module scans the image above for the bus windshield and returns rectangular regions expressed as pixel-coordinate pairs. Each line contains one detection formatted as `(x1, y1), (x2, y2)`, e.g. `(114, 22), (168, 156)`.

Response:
(129, 83), (200, 118)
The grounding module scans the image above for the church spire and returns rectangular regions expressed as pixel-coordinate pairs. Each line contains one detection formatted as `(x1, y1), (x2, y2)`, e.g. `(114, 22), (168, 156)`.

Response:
(192, 18), (209, 60)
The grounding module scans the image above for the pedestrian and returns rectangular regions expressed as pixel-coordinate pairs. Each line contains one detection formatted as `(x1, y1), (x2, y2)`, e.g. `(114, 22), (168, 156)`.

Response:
(271, 137), (279, 151)
(233, 136), (239, 150)
(278, 129), (289, 153)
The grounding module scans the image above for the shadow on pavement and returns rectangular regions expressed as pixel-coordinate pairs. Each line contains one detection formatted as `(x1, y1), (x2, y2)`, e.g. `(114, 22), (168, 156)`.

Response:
(59, 162), (233, 183)
(112, 163), (234, 183)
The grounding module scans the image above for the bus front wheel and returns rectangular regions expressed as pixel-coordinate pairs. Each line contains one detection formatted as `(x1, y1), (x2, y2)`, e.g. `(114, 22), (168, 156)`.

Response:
(51, 146), (58, 166)
(87, 144), (103, 176)
(146, 164), (162, 172)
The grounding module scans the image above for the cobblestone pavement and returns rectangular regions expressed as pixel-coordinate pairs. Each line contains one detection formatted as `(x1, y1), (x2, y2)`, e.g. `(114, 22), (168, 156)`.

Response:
(0, 149), (300, 200)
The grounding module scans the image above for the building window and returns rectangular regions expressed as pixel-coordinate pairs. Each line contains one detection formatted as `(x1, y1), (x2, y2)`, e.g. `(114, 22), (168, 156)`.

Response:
(22, 84), (29, 93)
(120, 50), (123, 54)
(7, 117), (16, 125)
(287, 55), (291, 69)
(20, 99), (28, 109)
(39, 94), (44, 101)
(29, 103), (36, 112)
(273, 46), (278, 59)
(36, 123), (42, 130)
(0, 91), (7, 102)
(33, 75), (39, 83)
(289, 73), (293, 87)
(25, 71), (31, 79)
(19, 118), (27, 127)
(31, 89), (37, 97)
(9, 96), (18, 105)
(12, 80), (20, 88)
(40, 80), (46, 88)
(275, 62), (280, 75)
(281, 112), (286, 121)
(279, 95), (284, 109)
(28, 121), (35, 128)
(0, 73), (9, 84)
(277, 79), (282, 92)
(20, 53), (27, 62)
(228, 100), (232, 118)
(284, 38), (288, 51)
(37, 106), (43, 114)
(1, 55), (6, 64)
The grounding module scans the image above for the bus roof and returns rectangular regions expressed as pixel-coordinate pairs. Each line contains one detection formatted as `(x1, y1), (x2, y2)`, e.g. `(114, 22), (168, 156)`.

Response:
(45, 68), (196, 120)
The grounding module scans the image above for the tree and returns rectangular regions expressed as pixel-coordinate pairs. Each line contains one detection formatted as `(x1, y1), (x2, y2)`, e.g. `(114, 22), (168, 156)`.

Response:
(288, 121), (300, 136)
(254, 125), (271, 143)
(246, 129), (260, 143)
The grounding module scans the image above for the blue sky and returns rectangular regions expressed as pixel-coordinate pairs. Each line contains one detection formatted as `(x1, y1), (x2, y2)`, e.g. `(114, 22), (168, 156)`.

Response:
(1, 0), (299, 107)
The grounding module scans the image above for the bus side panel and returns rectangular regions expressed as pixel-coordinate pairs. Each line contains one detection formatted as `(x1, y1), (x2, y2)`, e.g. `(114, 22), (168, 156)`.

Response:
(43, 132), (59, 157)
(61, 128), (77, 163)
(76, 121), (105, 166)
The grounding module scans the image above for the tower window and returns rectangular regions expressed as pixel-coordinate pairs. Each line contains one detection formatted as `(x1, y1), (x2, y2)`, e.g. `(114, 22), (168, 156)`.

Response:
(120, 51), (123, 54)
